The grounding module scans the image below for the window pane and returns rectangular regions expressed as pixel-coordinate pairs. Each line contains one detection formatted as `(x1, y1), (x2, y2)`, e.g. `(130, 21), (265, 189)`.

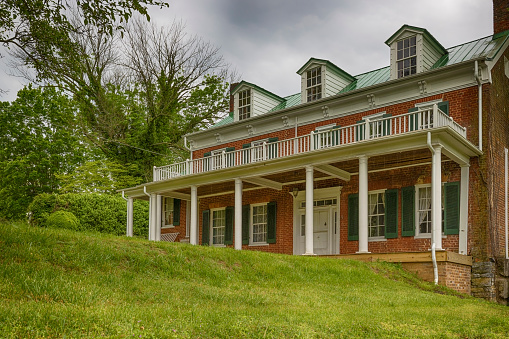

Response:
(397, 40), (403, 50)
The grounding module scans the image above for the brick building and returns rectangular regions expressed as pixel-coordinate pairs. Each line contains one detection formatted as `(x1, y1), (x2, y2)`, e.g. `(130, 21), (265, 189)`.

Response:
(122, 1), (509, 302)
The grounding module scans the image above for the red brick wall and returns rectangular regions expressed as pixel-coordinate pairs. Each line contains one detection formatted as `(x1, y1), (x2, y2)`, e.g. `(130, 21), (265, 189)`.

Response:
(161, 200), (188, 242)
(493, 0), (509, 35)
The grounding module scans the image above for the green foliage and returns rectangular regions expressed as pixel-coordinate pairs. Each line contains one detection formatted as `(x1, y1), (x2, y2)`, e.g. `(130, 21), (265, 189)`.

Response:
(56, 160), (143, 194)
(0, 86), (85, 220)
(1, 222), (509, 338)
(28, 193), (148, 237)
(45, 210), (80, 231)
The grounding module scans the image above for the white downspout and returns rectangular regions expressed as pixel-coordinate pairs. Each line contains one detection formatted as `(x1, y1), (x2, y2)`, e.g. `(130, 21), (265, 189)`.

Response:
(427, 132), (439, 285)
(121, 191), (129, 236)
(505, 148), (508, 259)
(475, 61), (482, 151)
(143, 186), (152, 241)
(183, 136), (193, 161)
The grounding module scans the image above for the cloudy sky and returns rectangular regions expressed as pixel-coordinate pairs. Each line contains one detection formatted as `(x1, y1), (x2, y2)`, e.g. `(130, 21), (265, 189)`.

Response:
(0, 0), (493, 102)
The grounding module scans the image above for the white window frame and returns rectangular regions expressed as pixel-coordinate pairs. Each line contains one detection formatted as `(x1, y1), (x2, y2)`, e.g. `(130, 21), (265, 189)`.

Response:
(162, 197), (174, 229)
(211, 148), (226, 170)
(251, 139), (268, 163)
(238, 89), (251, 121)
(363, 112), (388, 139)
(210, 208), (226, 246)
(414, 184), (445, 239)
(306, 66), (322, 102)
(250, 203), (268, 245)
(368, 189), (386, 241)
(396, 36), (417, 78)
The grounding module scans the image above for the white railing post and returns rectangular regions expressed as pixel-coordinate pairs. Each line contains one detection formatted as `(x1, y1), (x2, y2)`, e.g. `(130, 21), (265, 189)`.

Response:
(153, 166), (157, 181)
(263, 142), (267, 160)
(310, 131), (315, 150)
(365, 118), (370, 140)
(186, 159), (190, 175)
(433, 104), (438, 128)
(221, 151), (226, 169)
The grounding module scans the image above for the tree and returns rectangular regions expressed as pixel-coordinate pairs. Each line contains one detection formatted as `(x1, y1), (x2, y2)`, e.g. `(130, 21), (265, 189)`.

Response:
(0, 85), (85, 219)
(9, 15), (236, 181)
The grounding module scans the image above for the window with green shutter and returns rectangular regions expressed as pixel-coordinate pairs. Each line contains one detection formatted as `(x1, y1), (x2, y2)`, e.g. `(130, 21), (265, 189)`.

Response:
(173, 199), (181, 226)
(444, 181), (460, 235)
(203, 151), (211, 172)
(242, 204), (250, 244)
(242, 143), (251, 164)
(267, 137), (279, 159)
(385, 189), (398, 238)
(401, 186), (415, 236)
(225, 147), (235, 168)
(408, 107), (419, 131)
(225, 206), (234, 245)
(202, 210), (210, 245)
(348, 194), (359, 240)
(267, 201), (277, 244)
(437, 101), (449, 116)
(355, 121), (365, 141)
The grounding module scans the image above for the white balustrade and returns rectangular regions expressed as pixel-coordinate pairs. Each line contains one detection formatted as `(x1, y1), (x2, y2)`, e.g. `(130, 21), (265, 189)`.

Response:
(153, 107), (466, 181)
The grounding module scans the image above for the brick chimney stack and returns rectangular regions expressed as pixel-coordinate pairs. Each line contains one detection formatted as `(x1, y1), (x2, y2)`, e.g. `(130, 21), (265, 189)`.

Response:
(494, 0), (509, 34)
(229, 83), (239, 113)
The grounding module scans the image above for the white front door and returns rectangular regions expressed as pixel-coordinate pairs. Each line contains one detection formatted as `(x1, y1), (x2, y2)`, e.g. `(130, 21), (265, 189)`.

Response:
(297, 207), (335, 255)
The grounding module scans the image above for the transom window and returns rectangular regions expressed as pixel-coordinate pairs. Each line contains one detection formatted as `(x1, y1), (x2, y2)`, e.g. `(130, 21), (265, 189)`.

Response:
(306, 66), (322, 102)
(238, 90), (251, 120)
(300, 198), (337, 208)
(212, 209), (226, 245)
(252, 205), (268, 243)
(417, 186), (444, 234)
(397, 36), (417, 78)
(368, 192), (385, 238)
(163, 197), (174, 227)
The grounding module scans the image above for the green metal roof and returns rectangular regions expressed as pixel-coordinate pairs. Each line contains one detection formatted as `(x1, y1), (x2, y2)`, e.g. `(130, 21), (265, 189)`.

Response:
(213, 111), (234, 127)
(231, 80), (285, 102)
(215, 30), (509, 128)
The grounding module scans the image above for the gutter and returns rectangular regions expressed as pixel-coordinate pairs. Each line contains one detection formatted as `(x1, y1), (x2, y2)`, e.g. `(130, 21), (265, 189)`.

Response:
(474, 61), (483, 151)
(427, 132), (439, 285)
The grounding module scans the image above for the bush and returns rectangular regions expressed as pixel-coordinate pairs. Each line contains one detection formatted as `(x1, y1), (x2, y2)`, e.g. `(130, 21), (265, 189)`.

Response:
(28, 193), (149, 237)
(46, 210), (80, 231)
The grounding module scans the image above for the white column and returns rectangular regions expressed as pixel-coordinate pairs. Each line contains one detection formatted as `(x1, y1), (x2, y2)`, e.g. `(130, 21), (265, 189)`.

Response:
(149, 193), (157, 241)
(459, 164), (470, 255)
(234, 179), (243, 250)
(358, 155), (369, 253)
(127, 197), (134, 237)
(305, 165), (314, 255)
(156, 195), (162, 241)
(432, 145), (443, 250)
(190, 185), (198, 245)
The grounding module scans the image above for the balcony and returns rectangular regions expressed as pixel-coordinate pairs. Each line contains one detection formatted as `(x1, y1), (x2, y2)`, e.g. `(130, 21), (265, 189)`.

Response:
(153, 105), (467, 182)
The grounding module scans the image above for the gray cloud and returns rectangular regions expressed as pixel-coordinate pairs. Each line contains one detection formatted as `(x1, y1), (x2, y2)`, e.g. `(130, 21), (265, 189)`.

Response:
(1, 0), (493, 101)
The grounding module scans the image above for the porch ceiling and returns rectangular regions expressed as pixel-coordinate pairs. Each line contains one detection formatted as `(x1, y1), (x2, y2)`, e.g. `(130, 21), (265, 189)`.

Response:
(122, 127), (481, 200)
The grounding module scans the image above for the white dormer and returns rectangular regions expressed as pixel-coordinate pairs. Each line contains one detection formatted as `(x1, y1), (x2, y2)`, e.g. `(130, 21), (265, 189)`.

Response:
(385, 25), (447, 80)
(231, 81), (284, 122)
(297, 58), (355, 104)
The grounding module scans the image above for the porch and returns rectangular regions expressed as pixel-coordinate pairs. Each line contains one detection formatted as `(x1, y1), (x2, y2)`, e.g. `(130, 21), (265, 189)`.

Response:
(122, 103), (481, 260)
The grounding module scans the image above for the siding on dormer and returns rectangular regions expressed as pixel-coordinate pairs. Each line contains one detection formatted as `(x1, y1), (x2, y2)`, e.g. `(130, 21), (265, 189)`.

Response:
(422, 35), (445, 71)
(325, 66), (352, 97)
(252, 89), (282, 117)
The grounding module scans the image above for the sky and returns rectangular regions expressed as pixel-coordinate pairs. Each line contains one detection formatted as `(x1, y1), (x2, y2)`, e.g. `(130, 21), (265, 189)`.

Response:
(0, 0), (494, 102)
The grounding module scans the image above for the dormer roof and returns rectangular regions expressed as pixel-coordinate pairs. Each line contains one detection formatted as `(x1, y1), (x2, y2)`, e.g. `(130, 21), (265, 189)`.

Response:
(231, 80), (285, 102)
(385, 24), (447, 55)
(296, 58), (356, 82)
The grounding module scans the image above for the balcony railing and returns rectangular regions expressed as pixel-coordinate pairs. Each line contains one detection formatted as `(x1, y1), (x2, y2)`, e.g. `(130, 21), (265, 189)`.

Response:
(153, 105), (466, 181)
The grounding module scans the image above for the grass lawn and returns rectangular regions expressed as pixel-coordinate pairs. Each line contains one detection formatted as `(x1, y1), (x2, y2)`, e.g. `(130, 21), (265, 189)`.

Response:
(1, 221), (508, 338)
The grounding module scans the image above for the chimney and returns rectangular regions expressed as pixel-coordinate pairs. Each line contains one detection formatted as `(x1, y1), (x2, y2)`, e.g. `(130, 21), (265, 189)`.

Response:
(494, 0), (509, 34)
(229, 82), (239, 114)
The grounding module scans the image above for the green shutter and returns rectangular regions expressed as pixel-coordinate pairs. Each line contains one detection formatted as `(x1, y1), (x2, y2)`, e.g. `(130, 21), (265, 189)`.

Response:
(382, 114), (392, 136)
(173, 199), (181, 226)
(437, 101), (449, 116)
(267, 201), (277, 244)
(444, 181), (460, 235)
(203, 152), (211, 171)
(332, 125), (342, 146)
(202, 210), (210, 245)
(242, 204), (250, 245)
(401, 186), (415, 236)
(225, 147), (235, 167)
(225, 206), (234, 245)
(408, 107), (418, 131)
(268, 137), (279, 159)
(355, 121), (364, 141)
(242, 143), (251, 164)
(348, 194), (359, 241)
(385, 189), (398, 239)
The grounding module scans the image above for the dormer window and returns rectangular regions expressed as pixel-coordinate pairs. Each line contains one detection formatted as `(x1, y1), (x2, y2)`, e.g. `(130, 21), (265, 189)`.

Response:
(238, 89), (251, 120)
(306, 66), (322, 102)
(397, 36), (417, 78)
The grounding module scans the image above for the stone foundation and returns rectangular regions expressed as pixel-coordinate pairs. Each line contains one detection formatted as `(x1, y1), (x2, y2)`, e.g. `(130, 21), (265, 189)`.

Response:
(471, 261), (496, 301)
(495, 258), (509, 305)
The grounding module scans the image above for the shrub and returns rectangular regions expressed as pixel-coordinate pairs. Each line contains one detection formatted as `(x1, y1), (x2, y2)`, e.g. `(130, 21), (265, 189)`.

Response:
(46, 210), (80, 231)
(28, 193), (149, 237)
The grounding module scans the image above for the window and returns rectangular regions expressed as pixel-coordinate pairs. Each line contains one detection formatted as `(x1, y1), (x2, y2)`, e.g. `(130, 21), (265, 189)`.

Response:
(163, 197), (174, 228)
(211, 148), (225, 170)
(251, 204), (268, 244)
(212, 209), (226, 245)
(368, 192), (385, 238)
(397, 36), (416, 78)
(251, 139), (267, 163)
(238, 90), (251, 120)
(306, 66), (322, 102)
(416, 186), (444, 235)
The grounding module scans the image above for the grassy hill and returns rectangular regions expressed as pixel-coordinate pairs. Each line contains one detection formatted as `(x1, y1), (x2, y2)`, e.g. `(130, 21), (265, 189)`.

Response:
(1, 222), (508, 338)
